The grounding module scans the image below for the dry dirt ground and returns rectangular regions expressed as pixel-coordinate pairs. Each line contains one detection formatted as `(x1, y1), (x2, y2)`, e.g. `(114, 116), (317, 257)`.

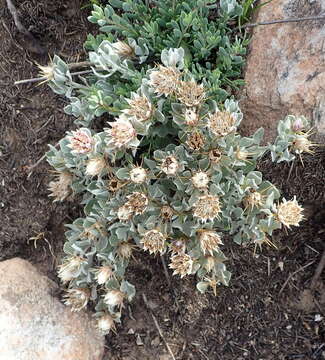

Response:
(0, 1), (325, 359)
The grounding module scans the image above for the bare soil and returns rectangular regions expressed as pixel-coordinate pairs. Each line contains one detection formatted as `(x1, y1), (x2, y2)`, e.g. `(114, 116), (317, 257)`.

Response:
(0, 1), (325, 359)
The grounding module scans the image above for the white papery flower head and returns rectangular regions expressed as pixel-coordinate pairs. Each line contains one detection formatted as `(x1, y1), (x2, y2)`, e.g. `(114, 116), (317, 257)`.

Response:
(198, 230), (223, 255)
(141, 230), (166, 255)
(63, 288), (90, 312)
(104, 289), (125, 308)
(67, 129), (93, 154)
(106, 117), (137, 148)
(148, 65), (180, 96)
(86, 157), (106, 176)
(193, 194), (222, 222)
(117, 205), (134, 221)
(191, 171), (210, 189)
(161, 155), (179, 175)
(95, 266), (114, 285)
(275, 197), (303, 228)
(58, 256), (85, 282)
(130, 167), (147, 184)
(123, 94), (153, 122)
(169, 253), (193, 278)
(97, 314), (116, 335)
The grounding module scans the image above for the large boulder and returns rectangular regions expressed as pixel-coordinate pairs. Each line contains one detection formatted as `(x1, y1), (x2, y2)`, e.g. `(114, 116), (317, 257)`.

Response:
(240, 0), (325, 143)
(0, 258), (104, 360)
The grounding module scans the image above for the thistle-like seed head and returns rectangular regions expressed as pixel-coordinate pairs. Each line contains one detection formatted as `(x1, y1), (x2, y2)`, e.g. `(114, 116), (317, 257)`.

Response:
(117, 205), (134, 221)
(169, 253), (193, 278)
(161, 155), (179, 176)
(275, 197), (303, 228)
(48, 172), (72, 202)
(177, 80), (205, 107)
(95, 266), (114, 285)
(63, 288), (90, 312)
(204, 256), (217, 272)
(86, 157), (106, 176)
(186, 131), (205, 151)
(148, 65), (180, 96)
(193, 194), (222, 222)
(208, 111), (236, 137)
(58, 256), (85, 283)
(198, 230), (223, 255)
(191, 171), (210, 190)
(97, 314), (116, 335)
(37, 62), (55, 83)
(160, 205), (174, 222)
(125, 192), (148, 215)
(104, 289), (125, 308)
(67, 129), (93, 154)
(106, 118), (137, 148)
(123, 95), (153, 122)
(141, 230), (166, 255)
(130, 167), (147, 184)
(243, 190), (264, 211)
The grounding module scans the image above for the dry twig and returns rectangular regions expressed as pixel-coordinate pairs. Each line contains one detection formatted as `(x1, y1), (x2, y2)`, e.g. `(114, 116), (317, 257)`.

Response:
(233, 13), (325, 32)
(310, 249), (325, 290)
(142, 293), (176, 360)
(5, 0), (46, 54)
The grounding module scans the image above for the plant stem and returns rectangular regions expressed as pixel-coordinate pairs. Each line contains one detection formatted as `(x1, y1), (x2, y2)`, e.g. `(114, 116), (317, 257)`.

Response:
(233, 13), (325, 32)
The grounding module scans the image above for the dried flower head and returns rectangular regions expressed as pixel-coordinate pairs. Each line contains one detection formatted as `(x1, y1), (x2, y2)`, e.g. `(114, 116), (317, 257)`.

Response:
(198, 230), (223, 255)
(112, 41), (134, 59)
(117, 205), (134, 221)
(148, 65), (180, 96)
(170, 238), (186, 254)
(177, 80), (205, 107)
(67, 129), (93, 154)
(292, 135), (315, 154)
(209, 149), (222, 164)
(184, 108), (199, 126)
(48, 172), (72, 202)
(37, 62), (55, 83)
(130, 167), (147, 184)
(160, 205), (174, 222)
(275, 197), (303, 228)
(126, 192), (148, 215)
(106, 118), (137, 148)
(208, 111), (236, 137)
(86, 157), (106, 176)
(95, 265), (114, 285)
(186, 131), (205, 151)
(117, 242), (134, 259)
(107, 177), (122, 193)
(58, 256), (85, 282)
(193, 194), (222, 222)
(161, 155), (179, 175)
(104, 289), (125, 308)
(243, 190), (264, 211)
(169, 253), (193, 278)
(97, 314), (116, 335)
(191, 171), (210, 190)
(63, 288), (90, 312)
(141, 230), (166, 255)
(123, 94), (153, 122)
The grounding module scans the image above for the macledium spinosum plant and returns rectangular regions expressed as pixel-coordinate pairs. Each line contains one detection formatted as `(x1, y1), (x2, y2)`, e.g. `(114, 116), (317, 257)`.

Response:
(43, 1), (312, 334)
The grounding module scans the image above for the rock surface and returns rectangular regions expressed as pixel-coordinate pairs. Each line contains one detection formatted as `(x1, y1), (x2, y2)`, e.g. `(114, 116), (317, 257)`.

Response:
(240, 0), (325, 143)
(0, 258), (104, 360)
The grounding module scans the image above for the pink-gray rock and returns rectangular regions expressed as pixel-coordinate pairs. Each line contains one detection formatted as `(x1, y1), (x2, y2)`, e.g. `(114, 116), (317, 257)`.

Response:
(0, 258), (104, 360)
(240, 0), (325, 143)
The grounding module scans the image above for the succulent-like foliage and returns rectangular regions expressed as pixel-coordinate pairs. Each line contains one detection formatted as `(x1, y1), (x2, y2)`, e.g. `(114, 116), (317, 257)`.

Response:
(46, 47), (308, 331)
(44, 1), (310, 332)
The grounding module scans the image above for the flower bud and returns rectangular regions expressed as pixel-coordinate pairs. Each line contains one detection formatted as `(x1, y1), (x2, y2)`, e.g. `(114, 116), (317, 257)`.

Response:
(86, 157), (106, 176)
